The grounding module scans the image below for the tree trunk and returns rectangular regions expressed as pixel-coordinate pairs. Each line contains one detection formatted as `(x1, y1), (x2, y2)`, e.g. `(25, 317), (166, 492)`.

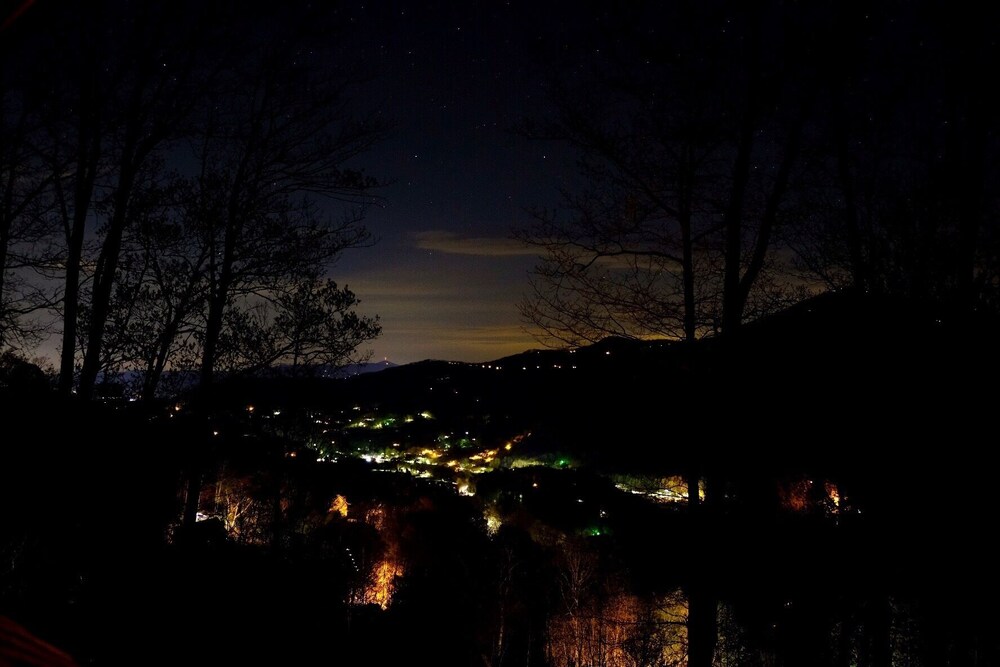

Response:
(836, 124), (867, 294)
(57, 93), (101, 397)
(686, 470), (717, 667)
(861, 594), (891, 667)
(721, 131), (752, 336)
(78, 161), (138, 399)
(199, 289), (226, 390)
(688, 584), (717, 667)
(199, 191), (242, 391)
(0, 225), (8, 345)
(141, 261), (206, 402)
(721, 96), (757, 337)
(141, 327), (175, 403)
(679, 149), (697, 343)
(835, 611), (854, 667)
(182, 464), (201, 529)
(0, 114), (14, 344)
(743, 120), (806, 310)
(78, 24), (169, 399)
(58, 226), (86, 395)
(719, 15), (763, 337)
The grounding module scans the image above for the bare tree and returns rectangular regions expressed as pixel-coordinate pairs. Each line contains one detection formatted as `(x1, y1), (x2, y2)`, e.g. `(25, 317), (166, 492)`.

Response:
(209, 276), (380, 377)
(786, 3), (1000, 312)
(72, 3), (235, 400)
(188, 16), (385, 391)
(0, 9), (59, 351)
(518, 2), (818, 348)
(14, 1), (233, 397)
(518, 6), (831, 667)
(3, 2), (384, 397)
(97, 171), (208, 400)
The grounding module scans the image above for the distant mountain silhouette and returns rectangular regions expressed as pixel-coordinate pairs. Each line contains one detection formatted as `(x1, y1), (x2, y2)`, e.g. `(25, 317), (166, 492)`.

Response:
(321, 359), (398, 378)
(283, 290), (998, 464)
(98, 359), (397, 399)
(102, 291), (1000, 414)
(110, 290), (998, 481)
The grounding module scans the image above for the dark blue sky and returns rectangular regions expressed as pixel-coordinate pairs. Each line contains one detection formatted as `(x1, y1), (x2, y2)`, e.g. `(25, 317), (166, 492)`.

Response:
(331, 1), (586, 363)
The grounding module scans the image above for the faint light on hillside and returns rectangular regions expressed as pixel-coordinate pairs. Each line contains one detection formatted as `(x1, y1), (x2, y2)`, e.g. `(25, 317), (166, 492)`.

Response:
(825, 482), (840, 505)
(484, 508), (502, 535)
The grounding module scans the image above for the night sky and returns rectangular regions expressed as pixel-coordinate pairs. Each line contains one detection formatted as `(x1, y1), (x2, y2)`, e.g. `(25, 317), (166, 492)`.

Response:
(10, 1), (984, 367)
(331, 2), (584, 364)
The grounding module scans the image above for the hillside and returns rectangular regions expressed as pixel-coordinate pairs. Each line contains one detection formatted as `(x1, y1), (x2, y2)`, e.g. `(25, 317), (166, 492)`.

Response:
(207, 290), (999, 477)
(3, 290), (998, 667)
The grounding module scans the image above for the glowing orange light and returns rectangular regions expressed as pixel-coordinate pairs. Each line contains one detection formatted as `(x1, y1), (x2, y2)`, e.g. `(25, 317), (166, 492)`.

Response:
(825, 481), (841, 509)
(329, 494), (349, 518)
(361, 559), (403, 609)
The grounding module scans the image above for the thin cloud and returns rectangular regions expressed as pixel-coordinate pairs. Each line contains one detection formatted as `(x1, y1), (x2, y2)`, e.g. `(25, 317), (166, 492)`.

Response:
(413, 230), (538, 257)
(375, 325), (539, 363)
(343, 279), (461, 300)
(390, 324), (532, 343)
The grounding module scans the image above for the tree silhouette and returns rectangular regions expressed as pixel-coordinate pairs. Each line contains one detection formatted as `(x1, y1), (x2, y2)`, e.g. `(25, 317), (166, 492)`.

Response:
(518, 2), (821, 348)
(2, 1), (385, 396)
(26, 1), (230, 398)
(97, 173), (208, 400)
(0, 9), (60, 352)
(786, 3), (1000, 312)
(518, 4), (833, 665)
(185, 7), (384, 391)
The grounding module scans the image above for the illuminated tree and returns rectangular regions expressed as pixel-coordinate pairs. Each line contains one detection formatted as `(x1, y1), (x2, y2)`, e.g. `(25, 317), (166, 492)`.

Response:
(209, 469), (272, 544)
(545, 539), (688, 667)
